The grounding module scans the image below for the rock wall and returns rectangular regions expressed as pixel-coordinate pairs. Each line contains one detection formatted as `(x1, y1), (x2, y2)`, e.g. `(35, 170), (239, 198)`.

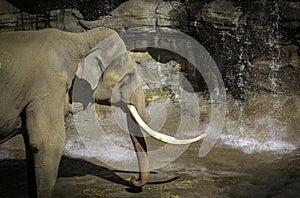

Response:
(0, 0), (299, 98)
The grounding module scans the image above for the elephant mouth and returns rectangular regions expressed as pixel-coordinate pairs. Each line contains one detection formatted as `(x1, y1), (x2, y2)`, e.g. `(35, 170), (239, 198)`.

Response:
(127, 104), (206, 144)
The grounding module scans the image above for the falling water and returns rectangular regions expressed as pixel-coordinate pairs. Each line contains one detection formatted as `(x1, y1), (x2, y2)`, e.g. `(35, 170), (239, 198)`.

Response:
(219, 1), (299, 155)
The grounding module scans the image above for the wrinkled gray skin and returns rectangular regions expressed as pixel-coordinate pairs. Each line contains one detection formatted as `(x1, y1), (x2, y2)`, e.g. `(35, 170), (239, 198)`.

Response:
(0, 27), (149, 198)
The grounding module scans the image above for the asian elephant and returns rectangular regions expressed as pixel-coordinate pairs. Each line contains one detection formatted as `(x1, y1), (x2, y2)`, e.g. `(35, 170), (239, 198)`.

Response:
(0, 27), (205, 198)
(0, 27), (147, 198)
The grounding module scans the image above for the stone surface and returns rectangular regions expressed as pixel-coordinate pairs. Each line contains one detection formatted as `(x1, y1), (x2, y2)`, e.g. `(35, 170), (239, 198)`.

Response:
(156, 1), (183, 27)
(49, 9), (84, 32)
(200, 0), (244, 30)
(132, 52), (182, 91)
(0, 0), (20, 31)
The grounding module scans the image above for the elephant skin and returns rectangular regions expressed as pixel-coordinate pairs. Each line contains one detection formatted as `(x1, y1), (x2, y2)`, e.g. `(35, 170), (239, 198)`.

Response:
(0, 28), (149, 197)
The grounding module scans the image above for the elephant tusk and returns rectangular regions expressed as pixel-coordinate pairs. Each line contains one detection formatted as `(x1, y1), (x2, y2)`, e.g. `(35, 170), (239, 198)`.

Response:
(128, 104), (207, 145)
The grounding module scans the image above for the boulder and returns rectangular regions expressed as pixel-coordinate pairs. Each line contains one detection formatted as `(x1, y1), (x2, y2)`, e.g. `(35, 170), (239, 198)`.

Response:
(49, 9), (85, 32)
(0, 0), (20, 31)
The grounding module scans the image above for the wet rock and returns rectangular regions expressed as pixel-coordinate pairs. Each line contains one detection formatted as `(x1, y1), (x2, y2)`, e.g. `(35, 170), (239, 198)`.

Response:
(0, 0), (20, 31)
(156, 1), (183, 27)
(249, 44), (300, 95)
(132, 51), (182, 96)
(277, 45), (299, 69)
(200, 0), (244, 30)
(49, 9), (85, 32)
(111, 0), (156, 19)
(80, 0), (158, 30)
(79, 0), (186, 30)
(157, 0), (300, 98)
(0, 0), (53, 31)
(131, 51), (156, 64)
(279, 1), (300, 21)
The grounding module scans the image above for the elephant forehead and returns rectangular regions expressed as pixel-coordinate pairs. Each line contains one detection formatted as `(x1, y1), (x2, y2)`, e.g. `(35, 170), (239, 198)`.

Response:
(102, 55), (136, 84)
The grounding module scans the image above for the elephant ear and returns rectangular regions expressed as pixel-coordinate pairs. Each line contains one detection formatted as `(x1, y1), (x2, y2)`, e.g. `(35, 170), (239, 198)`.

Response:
(76, 33), (128, 90)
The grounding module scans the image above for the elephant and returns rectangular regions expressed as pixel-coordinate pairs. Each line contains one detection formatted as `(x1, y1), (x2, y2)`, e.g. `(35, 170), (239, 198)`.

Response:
(0, 27), (205, 198)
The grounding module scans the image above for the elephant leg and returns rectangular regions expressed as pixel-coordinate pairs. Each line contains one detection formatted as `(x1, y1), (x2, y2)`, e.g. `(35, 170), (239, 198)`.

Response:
(22, 97), (66, 198)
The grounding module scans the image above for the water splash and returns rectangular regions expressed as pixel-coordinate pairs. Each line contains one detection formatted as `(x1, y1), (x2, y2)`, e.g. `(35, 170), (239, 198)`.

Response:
(219, 134), (297, 155)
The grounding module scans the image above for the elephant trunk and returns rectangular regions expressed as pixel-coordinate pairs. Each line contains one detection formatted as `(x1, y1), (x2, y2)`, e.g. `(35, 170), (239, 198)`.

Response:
(129, 133), (149, 188)
(126, 91), (149, 188)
